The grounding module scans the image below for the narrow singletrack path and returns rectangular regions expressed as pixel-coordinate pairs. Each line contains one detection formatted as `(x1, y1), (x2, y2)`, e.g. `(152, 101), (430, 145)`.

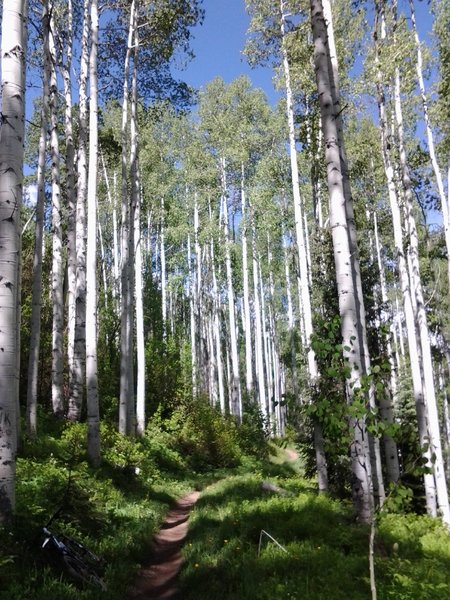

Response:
(128, 490), (200, 600)
(284, 447), (299, 462)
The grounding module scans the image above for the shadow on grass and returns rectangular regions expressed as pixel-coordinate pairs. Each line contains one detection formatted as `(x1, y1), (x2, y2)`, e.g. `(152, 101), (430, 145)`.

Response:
(180, 476), (370, 600)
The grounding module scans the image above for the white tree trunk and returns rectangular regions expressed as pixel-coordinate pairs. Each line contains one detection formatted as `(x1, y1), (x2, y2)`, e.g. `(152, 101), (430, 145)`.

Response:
(209, 199), (225, 413)
(220, 158), (241, 419)
(49, 10), (64, 416)
(86, 0), (100, 466)
(282, 0), (328, 491)
(252, 225), (267, 420)
(0, 0), (26, 522)
(59, 0), (77, 404)
(160, 198), (167, 335)
(409, 0), (450, 293)
(241, 166), (253, 397)
(69, 0), (89, 421)
(374, 3), (436, 515)
(311, 0), (373, 522)
(188, 234), (197, 396)
(26, 3), (49, 436)
(373, 211), (400, 483)
(394, 66), (450, 526)
(119, 0), (135, 435)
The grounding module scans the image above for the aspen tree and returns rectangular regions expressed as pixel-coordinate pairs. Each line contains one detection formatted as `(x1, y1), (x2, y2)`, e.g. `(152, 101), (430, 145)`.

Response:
(119, 0), (136, 435)
(69, 0), (89, 421)
(373, 0), (436, 515)
(59, 0), (77, 400)
(49, 5), (64, 416)
(86, 0), (100, 465)
(311, 0), (373, 522)
(0, 0), (26, 521)
(408, 0), (450, 294)
(278, 0), (328, 490)
(392, 40), (450, 525)
(323, 0), (386, 504)
(220, 159), (242, 419)
(26, 2), (50, 436)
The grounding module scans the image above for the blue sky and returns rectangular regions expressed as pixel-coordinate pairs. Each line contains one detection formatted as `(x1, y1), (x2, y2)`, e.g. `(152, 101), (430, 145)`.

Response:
(173, 0), (435, 105)
(172, 0), (280, 104)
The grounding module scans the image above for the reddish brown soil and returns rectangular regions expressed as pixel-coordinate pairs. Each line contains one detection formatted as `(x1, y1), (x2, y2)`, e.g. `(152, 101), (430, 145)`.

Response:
(127, 491), (200, 600)
(284, 448), (299, 462)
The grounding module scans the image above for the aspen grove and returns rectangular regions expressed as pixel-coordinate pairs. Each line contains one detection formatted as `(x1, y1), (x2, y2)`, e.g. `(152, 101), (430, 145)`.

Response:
(1, 0), (450, 544)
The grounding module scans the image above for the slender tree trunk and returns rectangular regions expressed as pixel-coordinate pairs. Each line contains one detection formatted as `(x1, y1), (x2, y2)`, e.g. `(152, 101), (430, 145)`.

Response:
(409, 0), (450, 293)
(373, 211), (400, 483)
(209, 198), (225, 413)
(160, 198), (167, 337)
(220, 158), (241, 420)
(119, 0), (135, 435)
(393, 65), (450, 525)
(281, 0), (328, 490)
(311, 0), (373, 522)
(69, 0), (89, 421)
(60, 0), (77, 403)
(0, 0), (26, 522)
(26, 3), (50, 436)
(252, 224), (267, 420)
(49, 9), (64, 416)
(241, 166), (253, 398)
(374, 1), (436, 515)
(86, 0), (100, 465)
(188, 234), (197, 395)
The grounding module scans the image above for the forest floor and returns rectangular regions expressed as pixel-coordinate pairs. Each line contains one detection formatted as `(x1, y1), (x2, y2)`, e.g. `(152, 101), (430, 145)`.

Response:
(127, 447), (297, 600)
(127, 490), (200, 600)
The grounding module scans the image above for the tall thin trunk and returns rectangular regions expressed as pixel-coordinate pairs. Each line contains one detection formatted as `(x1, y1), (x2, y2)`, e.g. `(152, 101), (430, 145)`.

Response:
(26, 3), (50, 436)
(209, 198), (225, 413)
(0, 0), (26, 522)
(188, 234), (197, 395)
(131, 26), (145, 437)
(281, 0), (328, 491)
(323, 0), (385, 505)
(394, 64), (450, 525)
(119, 0), (135, 435)
(252, 224), (266, 420)
(241, 166), (253, 397)
(409, 0), (450, 293)
(49, 8), (64, 416)
(69, 0), (89, 420)
(374, 1), (436, 515)
(86, 0), (100, 466)
(311, 0), (373, 522)
(160, 198), (167, 335)
(60, 0), (77, 401)
(373, 211), (400, 483)
(220, 158), (241, 419)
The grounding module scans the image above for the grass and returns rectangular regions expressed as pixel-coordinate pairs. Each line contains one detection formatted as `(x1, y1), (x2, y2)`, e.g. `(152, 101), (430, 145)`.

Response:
(179, 452), (450, 600)
(2, 420), (450, 600)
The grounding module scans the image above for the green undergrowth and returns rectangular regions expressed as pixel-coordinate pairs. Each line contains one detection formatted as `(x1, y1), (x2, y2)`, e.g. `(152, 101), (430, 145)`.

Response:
(2, 405), (450, 600)
(0, 400), (265, 600)
(180, 462), (450, 600)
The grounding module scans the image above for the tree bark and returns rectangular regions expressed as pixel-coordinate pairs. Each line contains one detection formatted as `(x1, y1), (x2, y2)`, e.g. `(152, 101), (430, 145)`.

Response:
(49, 7), (64, 416)
(86, 0), (101, 466)
(26, 2), (50, 436)
(69, 0), (89, 421)
(311, 0), (373, 522)
(0, 0), (26, 522)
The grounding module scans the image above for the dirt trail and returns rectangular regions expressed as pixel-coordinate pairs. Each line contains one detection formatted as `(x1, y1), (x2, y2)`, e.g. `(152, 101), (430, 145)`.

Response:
(128, 490), (200, 600)
(284, 447), (299, 462)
